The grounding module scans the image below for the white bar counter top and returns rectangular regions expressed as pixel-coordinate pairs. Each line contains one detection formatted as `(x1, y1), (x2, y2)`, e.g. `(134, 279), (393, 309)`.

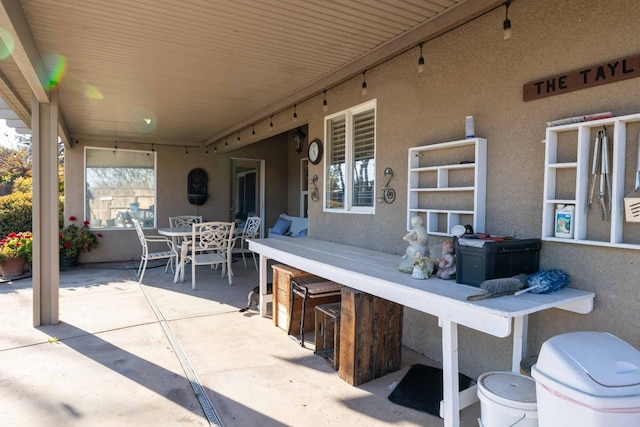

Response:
(249, 236), (595, 427)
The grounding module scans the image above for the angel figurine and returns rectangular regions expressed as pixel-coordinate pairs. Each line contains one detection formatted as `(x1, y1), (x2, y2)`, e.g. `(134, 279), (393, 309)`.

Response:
(399, 216), (430, 273)
(411, 251), (433, 279)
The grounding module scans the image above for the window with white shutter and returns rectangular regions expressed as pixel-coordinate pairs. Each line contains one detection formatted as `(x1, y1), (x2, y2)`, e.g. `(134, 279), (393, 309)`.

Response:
(324, 100), (376, 213)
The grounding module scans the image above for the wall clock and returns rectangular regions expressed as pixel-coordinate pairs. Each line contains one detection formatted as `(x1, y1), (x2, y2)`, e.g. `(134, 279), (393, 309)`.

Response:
(308, 138), (323, 165)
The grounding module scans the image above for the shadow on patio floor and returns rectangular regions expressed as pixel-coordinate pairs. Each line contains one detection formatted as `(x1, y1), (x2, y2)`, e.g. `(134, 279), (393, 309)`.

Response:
(0, 260), (480, 426)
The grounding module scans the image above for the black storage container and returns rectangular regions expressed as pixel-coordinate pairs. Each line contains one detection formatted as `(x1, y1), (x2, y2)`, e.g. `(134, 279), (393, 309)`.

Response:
(455, 238), (541, 287)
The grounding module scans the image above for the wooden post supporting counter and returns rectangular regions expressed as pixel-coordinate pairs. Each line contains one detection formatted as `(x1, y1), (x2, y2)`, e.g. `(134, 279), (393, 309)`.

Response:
(339, 287), (403, 386)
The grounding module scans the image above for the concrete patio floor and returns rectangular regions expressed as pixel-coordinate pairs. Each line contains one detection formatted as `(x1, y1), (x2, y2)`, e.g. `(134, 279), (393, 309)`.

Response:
(0, 258), (481, 426)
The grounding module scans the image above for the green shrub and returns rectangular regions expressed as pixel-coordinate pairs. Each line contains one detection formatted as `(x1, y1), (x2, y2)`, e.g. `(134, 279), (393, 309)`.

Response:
(0, 192), (33, 237)
(0, 193), (65, 237)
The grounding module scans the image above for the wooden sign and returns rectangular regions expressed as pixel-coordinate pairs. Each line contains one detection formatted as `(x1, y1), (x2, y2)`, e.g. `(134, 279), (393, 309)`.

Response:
(523, 53), (640, 101)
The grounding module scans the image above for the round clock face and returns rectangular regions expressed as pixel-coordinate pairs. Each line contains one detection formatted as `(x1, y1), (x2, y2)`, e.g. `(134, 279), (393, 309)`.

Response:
(308, 139), (323, 165)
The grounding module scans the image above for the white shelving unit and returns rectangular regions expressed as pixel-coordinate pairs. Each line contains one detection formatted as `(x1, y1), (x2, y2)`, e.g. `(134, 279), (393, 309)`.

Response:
(407, 138), (486, 236)
(542, 112), (640, 250)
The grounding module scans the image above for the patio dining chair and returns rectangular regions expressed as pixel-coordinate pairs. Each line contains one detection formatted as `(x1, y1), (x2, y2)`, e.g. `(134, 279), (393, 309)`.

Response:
(178, 221), (235, 289)
(168, 215), (203, 246)
(132, 219), (178, 283)
(233, 216), (261, 271)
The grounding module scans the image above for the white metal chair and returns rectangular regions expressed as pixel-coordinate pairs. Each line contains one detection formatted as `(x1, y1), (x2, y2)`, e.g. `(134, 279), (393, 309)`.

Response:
(233, 216), (261, 271)
(178, 221), (235, 289)
(168, 215), (202, 246)
(132, 219), (178, 283)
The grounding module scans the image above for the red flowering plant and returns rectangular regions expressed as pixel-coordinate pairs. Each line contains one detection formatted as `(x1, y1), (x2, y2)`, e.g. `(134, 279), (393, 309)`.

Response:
(0, 231), (33, 263)
(59, 216), (101, 257)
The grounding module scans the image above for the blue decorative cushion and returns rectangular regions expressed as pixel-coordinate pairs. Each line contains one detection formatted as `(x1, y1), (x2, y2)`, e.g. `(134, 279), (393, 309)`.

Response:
(271, 218), (292, 235)
(293, 228), (308, 237)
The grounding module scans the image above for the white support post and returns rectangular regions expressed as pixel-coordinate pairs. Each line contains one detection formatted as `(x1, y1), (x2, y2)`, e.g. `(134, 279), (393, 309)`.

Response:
(440, 319), (460, 427)
(258, 254), (271, 317)
(511, 315), (528, 373)
(31, 90), (60, 326)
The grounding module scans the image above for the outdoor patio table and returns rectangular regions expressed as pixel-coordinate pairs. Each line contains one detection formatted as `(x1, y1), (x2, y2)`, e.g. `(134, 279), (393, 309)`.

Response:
(248, 236), (595, 427)
(158, 226), (194, 282)
(159, 226), (242, 283)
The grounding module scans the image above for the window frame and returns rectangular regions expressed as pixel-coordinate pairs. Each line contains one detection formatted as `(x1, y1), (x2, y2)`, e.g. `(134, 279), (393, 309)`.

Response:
(323, 99), (377, 214)
(84, 146), (158, 230)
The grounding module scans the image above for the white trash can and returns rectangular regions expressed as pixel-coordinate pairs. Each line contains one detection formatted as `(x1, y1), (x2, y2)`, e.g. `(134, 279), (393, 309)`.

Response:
(477, 371), (538, 426)
(532, 331), (640, 427)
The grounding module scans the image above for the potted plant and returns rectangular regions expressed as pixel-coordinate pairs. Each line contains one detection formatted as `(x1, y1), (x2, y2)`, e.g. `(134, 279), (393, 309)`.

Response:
(0, 231), (33, 278)
(59, 216), (101, 270)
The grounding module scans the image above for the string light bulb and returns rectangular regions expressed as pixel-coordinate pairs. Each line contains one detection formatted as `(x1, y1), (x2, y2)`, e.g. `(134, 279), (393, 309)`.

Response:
(214, 144), (217, 153)
(185, 146), (189, 156)
(417, 43), (425, 73)
(205, 146), (209, 156)
(225, 137), (228, 147)
(361, 70), (367, 96)
(252, 124), (256, 139)
(237, 131), (241, 144)
(503, 1), (512, 40)
(269, 115), (274, 131)
(322, 90), (328, 112)
(293, 104), (298, 122)
(113, 141), (118, 154)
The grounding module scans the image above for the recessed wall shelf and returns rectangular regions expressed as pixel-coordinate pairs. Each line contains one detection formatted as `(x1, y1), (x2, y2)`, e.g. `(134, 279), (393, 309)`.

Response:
(407, 138), (486, 236)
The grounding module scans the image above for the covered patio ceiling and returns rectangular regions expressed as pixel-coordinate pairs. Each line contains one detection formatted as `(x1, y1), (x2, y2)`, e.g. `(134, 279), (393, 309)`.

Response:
(0, 0), (503, 151)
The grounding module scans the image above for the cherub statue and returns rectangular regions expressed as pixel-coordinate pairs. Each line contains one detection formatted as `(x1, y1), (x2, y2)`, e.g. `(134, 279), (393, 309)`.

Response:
(436, 240), (456, 280)
(399, 216), (430, 273)
(411, 251), (433, 279)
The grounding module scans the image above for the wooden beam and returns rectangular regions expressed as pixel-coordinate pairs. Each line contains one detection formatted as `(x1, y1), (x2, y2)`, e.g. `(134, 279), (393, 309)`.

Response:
(0, 0), (49, 103)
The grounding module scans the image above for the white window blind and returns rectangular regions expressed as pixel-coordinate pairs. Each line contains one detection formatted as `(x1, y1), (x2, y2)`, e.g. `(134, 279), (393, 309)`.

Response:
(352, 109), (375, 207)
(327, 115), (346, 208)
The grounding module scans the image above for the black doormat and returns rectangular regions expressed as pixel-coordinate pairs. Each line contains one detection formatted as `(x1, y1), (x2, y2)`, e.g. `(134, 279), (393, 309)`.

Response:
(388, 364), (473, 416)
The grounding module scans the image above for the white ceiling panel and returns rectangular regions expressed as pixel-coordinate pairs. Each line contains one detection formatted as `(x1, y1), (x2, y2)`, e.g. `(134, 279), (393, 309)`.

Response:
(0, 0), (502, 148)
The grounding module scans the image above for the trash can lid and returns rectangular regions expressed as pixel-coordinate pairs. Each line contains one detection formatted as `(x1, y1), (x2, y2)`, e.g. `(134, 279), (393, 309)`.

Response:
(478, 371), (537, 403)
(535, 332), (640, 394)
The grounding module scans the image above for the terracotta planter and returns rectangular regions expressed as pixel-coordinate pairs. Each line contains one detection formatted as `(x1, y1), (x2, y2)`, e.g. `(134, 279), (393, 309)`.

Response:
(0, 256), (27, 279)
(59, 254), (79, 271)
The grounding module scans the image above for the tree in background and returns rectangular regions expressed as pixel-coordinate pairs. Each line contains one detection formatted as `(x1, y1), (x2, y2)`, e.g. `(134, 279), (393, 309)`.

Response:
(0, 145), (31, 195)
(0, 140), (65, 236)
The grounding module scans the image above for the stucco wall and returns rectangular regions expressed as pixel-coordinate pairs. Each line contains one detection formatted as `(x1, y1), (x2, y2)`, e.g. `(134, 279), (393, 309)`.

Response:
(300, 0), (640, 376)
(64, 0), (640, 378)
(65, 134), (290, 263)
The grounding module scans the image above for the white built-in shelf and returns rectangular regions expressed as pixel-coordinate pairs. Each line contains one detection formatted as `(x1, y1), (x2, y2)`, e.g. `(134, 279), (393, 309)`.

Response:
(542, 112), (640, 250)
(407, 138), (486, 236)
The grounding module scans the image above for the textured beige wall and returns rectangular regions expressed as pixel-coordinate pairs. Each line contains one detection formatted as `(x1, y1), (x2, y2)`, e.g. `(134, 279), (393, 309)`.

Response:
(65, 134), (289, 263)
(65, 0), (640, 377)
(304, 0), (640, 375)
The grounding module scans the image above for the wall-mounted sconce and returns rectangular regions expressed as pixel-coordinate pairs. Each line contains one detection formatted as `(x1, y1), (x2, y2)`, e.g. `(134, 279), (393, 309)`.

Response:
(310, 174), (319, 202)
(292, 127), (306, 155)
(378, 167), (396, 204)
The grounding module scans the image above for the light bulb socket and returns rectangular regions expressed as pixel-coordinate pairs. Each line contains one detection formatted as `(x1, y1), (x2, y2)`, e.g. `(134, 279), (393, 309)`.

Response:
(503, 18), (512, 39)
(503, 1), (512, 40)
